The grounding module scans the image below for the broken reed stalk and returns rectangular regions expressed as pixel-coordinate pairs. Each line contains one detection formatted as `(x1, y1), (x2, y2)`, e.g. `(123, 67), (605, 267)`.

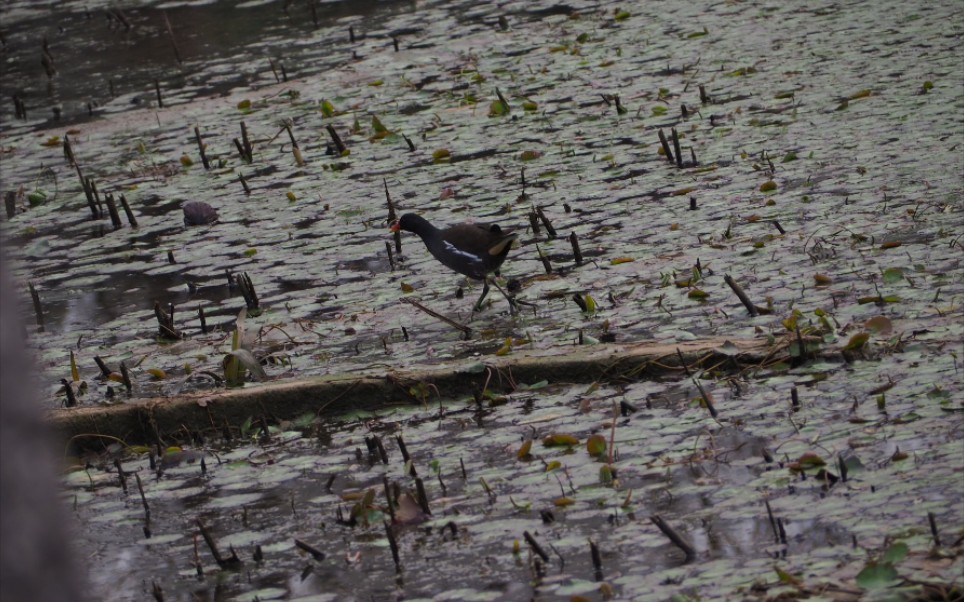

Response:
(238, 172), (250, 195)
(197, 305), (207, 334)
(384, 241), (395, 271)
(240, 122), (253, 162)
(536, 244), (553, 274)
(528, 211), (541, 235)
(326, 124), (347, 155)
(928, 512), (942, 547)
(650, 515), (695, 562)
(691, 377), (718, 419)
(119, 194), (138, 227)
(284, 124), (304, 166)
(194, 126), (210, 169)
(671, 128), (683, 168)
(162, 11), (183, 64)
(658, 129), (674, 164)
(400, 298), (472, 337)
(384, 178), (396, 222)
(154, 79), (163, 108)
(535, 206), (556, 238)
(414, 477), (432, 515)
(723, 274), (759, 316)
(236, 273), (259, 311)
(93, 355), (112, 378)
(104, 194), (122, 229)
(120, 360), (132, 395)
(28, 282), (44, 331)
(523, 531), (550, 563)
(195, 519), (241, 569)
(589, 538), (603, 581)
(3, 191), (15, 219)
(294, 539), (325, 561)
(569, 232), (583, 265)
(63, 134), (76, 165)
(764, 499), (779, 543)
(382, 476), (396, 522)
(384, 520), (401, 572)
(76, 165), (98, 218)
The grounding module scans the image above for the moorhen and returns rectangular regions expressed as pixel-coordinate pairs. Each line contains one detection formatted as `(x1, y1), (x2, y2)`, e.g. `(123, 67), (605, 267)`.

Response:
(391, 213), (517, 312)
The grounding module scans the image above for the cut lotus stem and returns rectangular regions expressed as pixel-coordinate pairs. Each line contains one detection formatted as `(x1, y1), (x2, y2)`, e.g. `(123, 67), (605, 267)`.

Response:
(528, 211), (541, 235)
(765, 500), (779, 543)
(400, 298), (472, 338)
(495, 87), (510, 114)
(772, 220), (785, 234)
(385, 241), (395, 271)
(589, 538), (603, 581)
(535, 206), (556, 238)
(113, 458), (127, 493)
(658, 129), (674, 164)
(382, 476), (396, 521)
(326, 124), (347, 155)
(167, 250), (175, 265)
(196, 519), (241, 570)
(793, 324), (805, 366)
(309, 1), (318, 27)
(120, 360), (132, 395)
(690, 147), (697, 166)
(699, 84), (709, 104)
(384, 520), (401, 572)
(63, 134), (76, 165)
(238, 172), (250, 195)
(198, 305), (207, 334)
(392, 36), (399, 51)
(119, 194), (138, 227)
(105, 194), (122, 229)
(414, 477), (432, 515)
(523, 531), (550, 562)
(671, 128), (683, 168)
(194, 126), (209, 169)
(28, 282), (44, 331)
(93, 355), (112, 378)
(777, 517), (787, 544)
(790, 387), (800, 411)
(837, 453), (848, 482)
(723, 274), (759, 317)
(403, 134), (415, 151)
(928, 512), (941, 547)
(650, 515), (695, 562)
(349, 26), (355, 43)
(154, 301), (180, 340)
(240, 122), (253, 161)
(294, 539), (325, 561)
(690, 196), (697, 211)
(675, 347), (691, 377)
(61, 379), (77, 407)
(384, 179), (396, 221)
(154, 79), (163, 108)
(3, 191), (14, 219)
(569, 232), (583, 265)
(460, 458), (467, 480)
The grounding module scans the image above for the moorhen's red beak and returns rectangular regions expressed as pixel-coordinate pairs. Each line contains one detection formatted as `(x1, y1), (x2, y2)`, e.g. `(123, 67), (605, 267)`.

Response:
(390, 221), (401, 233)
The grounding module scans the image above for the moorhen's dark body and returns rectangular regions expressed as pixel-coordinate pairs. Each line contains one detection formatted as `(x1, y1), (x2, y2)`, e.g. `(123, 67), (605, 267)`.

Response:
(391, 213), (517, 310)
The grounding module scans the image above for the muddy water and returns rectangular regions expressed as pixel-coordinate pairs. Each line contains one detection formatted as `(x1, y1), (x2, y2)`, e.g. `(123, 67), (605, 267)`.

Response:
(0, 0), (418, 127)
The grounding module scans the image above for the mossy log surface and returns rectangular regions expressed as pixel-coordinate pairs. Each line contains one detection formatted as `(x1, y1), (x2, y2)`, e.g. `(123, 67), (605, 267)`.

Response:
(50, 337), (786, 449)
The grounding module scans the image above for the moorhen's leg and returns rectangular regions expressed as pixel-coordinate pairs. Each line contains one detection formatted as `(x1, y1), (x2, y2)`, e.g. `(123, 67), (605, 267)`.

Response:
(488, 278), (518, 316)
(472, 281), (491, 312)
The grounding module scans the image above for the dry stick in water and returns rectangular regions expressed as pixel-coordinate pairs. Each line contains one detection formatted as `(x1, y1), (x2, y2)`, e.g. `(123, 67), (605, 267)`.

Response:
(650, 515), (696, 562)
(658, 129), (674, 164)
(194, 127), (210, 169)
(384, 521), (401, 572)
(162, 12), (182, 63)
(569, 232), (583, 265)
(104, 194), (122, 229)
(28, 282), (44, 331)
(535, 206), (556, 238)
(119, 194), (138, 227)
(154, 79), (163, 108)
(400, 298), (472, 338)
(326, 124), (346, 155)
(523, 531), (550, 562)
(671, 128), (683, 168)
(293, 539), (325, 561)
(691, 377), (719, 419)
(723, 274), (760, 316)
